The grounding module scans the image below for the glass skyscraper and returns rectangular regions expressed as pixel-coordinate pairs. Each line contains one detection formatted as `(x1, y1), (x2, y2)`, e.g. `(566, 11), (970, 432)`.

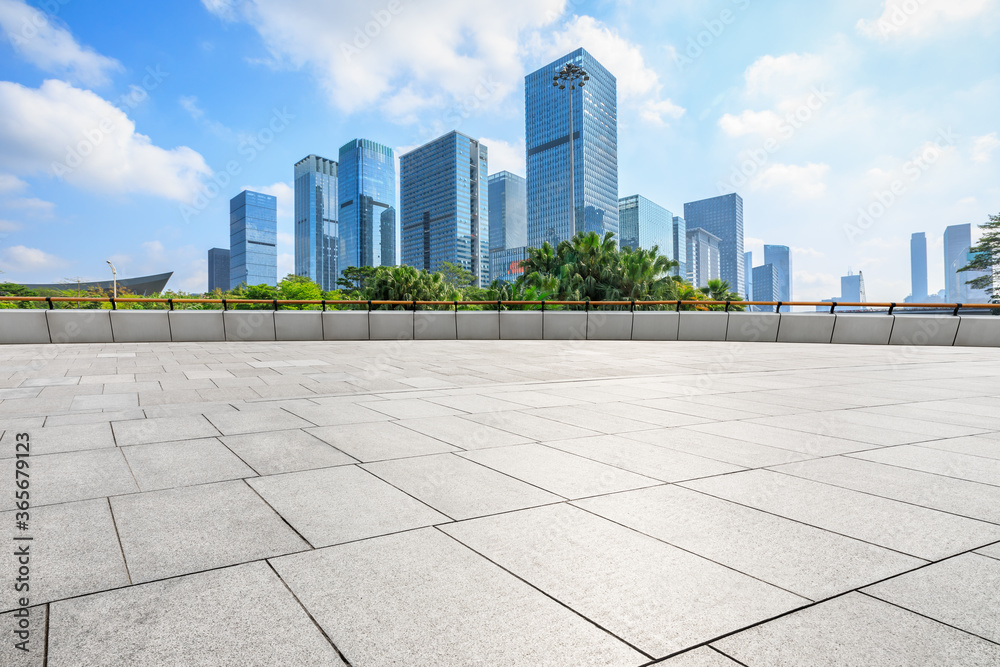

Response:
(338, 139), (397, 272)
(752, 263), (779, 309)
(488, 171), (527, 285)
(229, 190), (277, 289)
(294, 155), (339, 291)
(618, 195), (674, 261)
(490, 247), (528, 284)
(673, 215), (687, 279)
(400, 131), (489, 286)
(686, 227), (721, 288)
(684, 193), (744, 295)
(743, 251), (753, 304)
(526, 47), (618, 248)
(944, 223), (991, 303)
(910, 232), (928, 300)
(207, 247), (230, 293)
(764, 244), (791, 311)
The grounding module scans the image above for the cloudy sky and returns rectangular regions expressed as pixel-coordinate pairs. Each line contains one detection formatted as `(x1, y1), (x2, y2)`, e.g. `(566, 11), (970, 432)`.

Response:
(0, 0), (997, 300)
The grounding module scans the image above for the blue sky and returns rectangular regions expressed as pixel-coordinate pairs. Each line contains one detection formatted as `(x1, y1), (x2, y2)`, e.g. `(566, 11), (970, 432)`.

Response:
(0, 0), (997, 300)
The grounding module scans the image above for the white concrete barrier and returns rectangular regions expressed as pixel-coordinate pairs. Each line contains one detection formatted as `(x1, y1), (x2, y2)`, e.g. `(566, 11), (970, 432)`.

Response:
(678, 311), (728, 341)
(831, 314), (895, 345)
(953, 316), (1000, 347)
(587, 311), (633, 340)
(500, 311), (542, 340)
(543, 311), (587, 340)
(169, 311), (226, 342)
(46, 310), (113, 344)
(223, 311), (276, 341)
(415, 311), (457, 340)
(888, 315), (959, 347)
(274, 311), (323, 341)
(111, 311), (171, 343)
(726, 313), (779, 343)
(777, 313), (835, 344)
(0, 310), (51, 344)
(323, 311), (369, 340)
(631, 312), (679, 341)
(370, 311), (413, 340)
(457, 311), (499, 340)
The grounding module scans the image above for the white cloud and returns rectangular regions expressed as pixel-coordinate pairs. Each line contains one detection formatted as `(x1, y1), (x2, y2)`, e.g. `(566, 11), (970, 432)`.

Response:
(204, 0), (564, 116)
(791, 246), (824, 258)
(718, 109), (782, 138)
(0, 244), (67, 271)
(0, 80), (211, 202)
(750, 163), (830, 199)
(972, 132), (1000, 163)
(640, 99), (685, 126)
(0, 220), (22, 232)
(0, 0), (122, 86)
(744, 53), (830, 100)
(277, 252), (294, 279)
(0, 173), (27, 194)
(142, 240), (166, 261)
(5, 197), (55, 216)
(179, 95), (234, 139)
(479, 137), (525, 177)
(856, 0), (995, 40)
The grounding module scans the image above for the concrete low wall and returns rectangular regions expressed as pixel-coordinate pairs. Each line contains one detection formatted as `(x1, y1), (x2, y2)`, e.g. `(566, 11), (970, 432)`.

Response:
(3, 309), (999, 347)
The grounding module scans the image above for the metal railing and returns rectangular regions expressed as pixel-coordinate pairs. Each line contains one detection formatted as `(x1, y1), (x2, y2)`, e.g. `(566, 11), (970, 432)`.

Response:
(0, 296), (996, 314)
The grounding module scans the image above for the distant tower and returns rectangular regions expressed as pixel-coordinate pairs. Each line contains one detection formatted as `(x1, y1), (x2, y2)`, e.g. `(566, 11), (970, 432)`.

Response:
(338, 139), (397, 271)
(618, 195), (674, 260)
(686, 227), (721, 288)
(910, 232), (928, 300)
(294, 155), (339, 290)
(229, 190), (277, 289)
(684, 193), (744, 294)
(207, 248), (230, 293)
(764, 245), (792, 311)
(672, 215), (687, 278)
(488, 171), (527, 284)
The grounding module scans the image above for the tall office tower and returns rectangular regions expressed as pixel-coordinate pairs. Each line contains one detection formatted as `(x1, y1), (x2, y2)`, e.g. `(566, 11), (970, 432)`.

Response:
(294, 155), (339, 291)
(764, 244), (792, 311)
(910, 232), (928, 300)
(752, 263), (779, 310)
(841, 271), (866, 303)
(526, 47), (618, 248)
(488, 171), (527, 283)
(618, 195), (674, 260)
(229, 190), (277, 289)
(743, 252), (753, 303)
(400, 131), (489, 286)
(686, 227), (721, 288)
(207, 248), (230, 293)
(673, 215), (687, 278)
(684, 193), (744, 295)
(339, 139), (397, 272)
(943, 223), (991, 303)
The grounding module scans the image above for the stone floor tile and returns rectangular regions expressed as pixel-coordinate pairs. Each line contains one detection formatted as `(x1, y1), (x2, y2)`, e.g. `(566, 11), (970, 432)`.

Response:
(47, 562), (344, 666)
(281, 401), (393, 427)
(687, 420), (871, 456)
(69, 393), (138, 411)
(0, 605), (46, 666)
(657, 647), (743, 666)
(1, 448), (138, 508)
(712, 592), (1000, 666)
(424, 393), (527, 414)
(204, 407), (312, 435)
(395, 415), (534, 450)
(978, 542), (1000, 559)
(270, 528), (643, 666)
(918, 435), (1000, 460)
(122, 438), (256, 491)
(221, 429), (356, 475)
(0, 423), (115, 458)
(850, 445), (1000, 486)
(358, 397), (462, 420)
(625, 428), (814, 468)
(460, 411), (601, 442)
(248, 466), (449, 547)
(110, 414), (220, 446)
(110, 481), (308, 583)
(363, 453), (561, 520)
(522, 406), (662, 435)
(306, 421), (457, 462)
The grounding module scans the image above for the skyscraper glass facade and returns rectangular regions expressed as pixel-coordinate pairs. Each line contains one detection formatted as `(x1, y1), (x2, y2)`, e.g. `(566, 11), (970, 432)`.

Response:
(338, 139), (397, 272)
(942, 224), (990, 303)
(673, 215), (687, 279)
(764, 244), (791, 312)
(686, 227), (721, 288)
(488, 171), (527, 253)
(229, 190), (277, 289)
(294, 155), (339, 291)
(684, 193), (744, 295)
(208, 248), (230, 293)
(400, 131), (489, 286)
(743, 251), (753, 304)
(910, 232), (928, 299)
(752, 263), (779, 309)
(526, 48), (618, 248)
(618, 195), (674, 260)
(490, 247), (528, 284)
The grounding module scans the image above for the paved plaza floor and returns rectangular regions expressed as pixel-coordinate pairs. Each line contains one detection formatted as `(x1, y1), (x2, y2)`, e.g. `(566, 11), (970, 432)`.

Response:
(1, 339), (999, 665)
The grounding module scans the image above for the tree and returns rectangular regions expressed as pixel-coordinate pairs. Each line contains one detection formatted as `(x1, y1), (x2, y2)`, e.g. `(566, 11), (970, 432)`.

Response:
(278, 274), (323, 308)
(959, 212), (1000, 304)
(364, 265), (460, 307)
(337, 266), (378, 292)
(438, 262), (476, 290)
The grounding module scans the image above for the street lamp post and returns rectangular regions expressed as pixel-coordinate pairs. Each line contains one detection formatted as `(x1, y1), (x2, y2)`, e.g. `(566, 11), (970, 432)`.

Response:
(552, 63), (589, 240)
(106, 260), (117, 299)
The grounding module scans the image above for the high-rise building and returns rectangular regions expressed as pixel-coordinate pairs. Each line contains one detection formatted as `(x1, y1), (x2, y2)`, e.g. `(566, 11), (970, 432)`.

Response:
(490, 247), (528, 284)
(684, 193), (744, 295)
(764, 245), (792, 311)
(686, 227), (721, 288)
(673, 215), (687, 279)
(910, 232), (928, 300)
(526, 47), (618, 248)
(943, 223), (991, 303)
(743, 251), (753, 304)
(207, 248), (230, 293)
(752, 263), (779, 309)
(229, 190), (277, 289)
(338, 139), (397, 272)
(618, 195), (674, 260)
(488, 171), (526, 284)
(294, 155), (339, 291)
(400, 131), (489, 286)
(841, 271), (865, 303)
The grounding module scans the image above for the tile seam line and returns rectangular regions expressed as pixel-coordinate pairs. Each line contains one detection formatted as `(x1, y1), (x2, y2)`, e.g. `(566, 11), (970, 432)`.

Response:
(241, 478), (316, 550)
(841, 453), (1000, 489)
(105, 497), (133, 586)
(856, 589), (1000, 647)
